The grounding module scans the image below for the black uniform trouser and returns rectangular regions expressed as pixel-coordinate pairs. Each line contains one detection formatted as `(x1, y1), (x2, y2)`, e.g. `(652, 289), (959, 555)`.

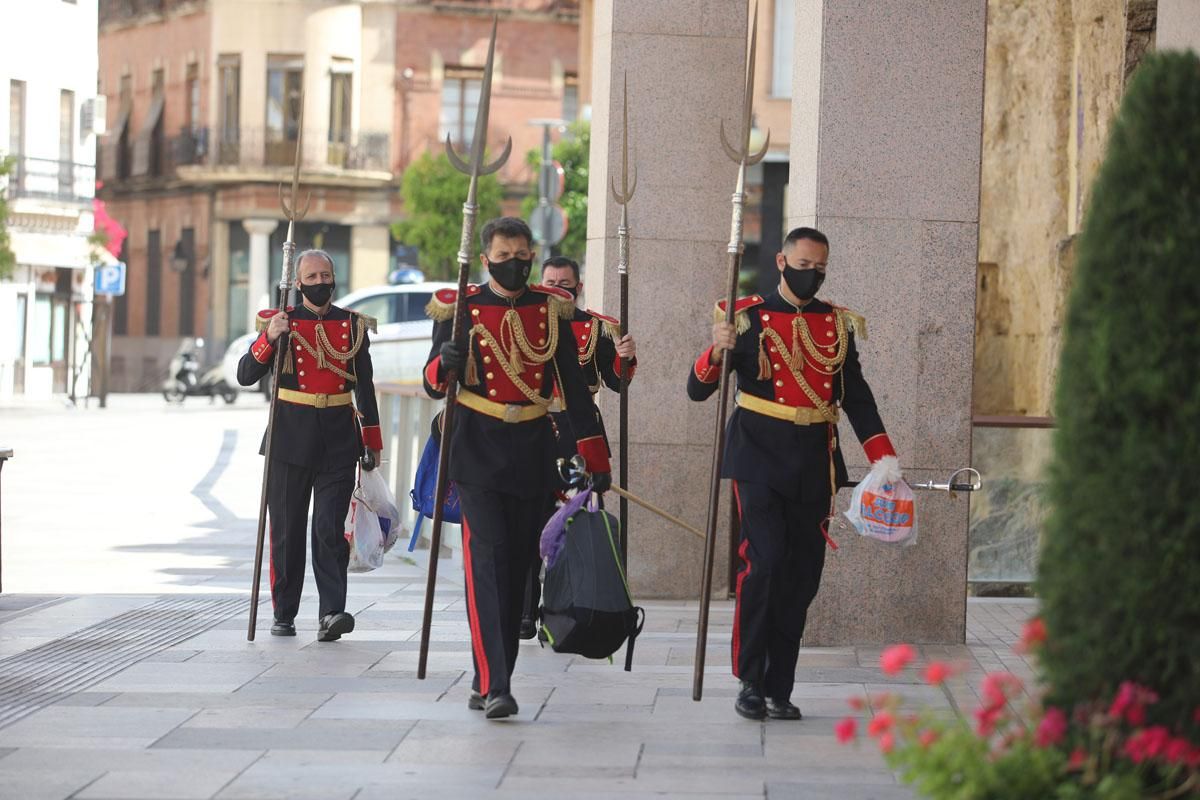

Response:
(458, 483), (550, 697)
(267, 459), (356, 623)
(731, 480), (829, 702)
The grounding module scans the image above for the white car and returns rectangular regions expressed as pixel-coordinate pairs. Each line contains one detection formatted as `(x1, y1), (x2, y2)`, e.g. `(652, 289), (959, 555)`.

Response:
(221, 281), (454, 390)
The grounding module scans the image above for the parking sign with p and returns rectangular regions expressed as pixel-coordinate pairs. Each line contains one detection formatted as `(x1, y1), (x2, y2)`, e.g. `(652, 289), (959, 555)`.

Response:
(95, 262), (127, 296)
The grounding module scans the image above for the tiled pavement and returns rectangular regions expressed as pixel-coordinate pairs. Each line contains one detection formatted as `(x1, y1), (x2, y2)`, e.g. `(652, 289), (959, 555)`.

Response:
(0, 397), (1040, 798)
(0, 565), (1039, 800)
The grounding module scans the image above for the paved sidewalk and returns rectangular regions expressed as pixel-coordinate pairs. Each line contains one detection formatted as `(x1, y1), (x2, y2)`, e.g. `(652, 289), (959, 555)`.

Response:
(0, 397), (1038, 798)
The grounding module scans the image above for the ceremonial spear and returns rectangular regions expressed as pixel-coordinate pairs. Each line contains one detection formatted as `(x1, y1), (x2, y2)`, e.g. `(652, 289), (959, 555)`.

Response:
(693, 3), (770, 700)
(417, 19), (511, 679)
(248, 92), (311, 641)
(610, 74), (637, 564)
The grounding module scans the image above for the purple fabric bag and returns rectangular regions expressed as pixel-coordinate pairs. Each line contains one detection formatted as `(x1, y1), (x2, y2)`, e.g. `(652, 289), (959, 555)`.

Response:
(540, 489), (595, 568)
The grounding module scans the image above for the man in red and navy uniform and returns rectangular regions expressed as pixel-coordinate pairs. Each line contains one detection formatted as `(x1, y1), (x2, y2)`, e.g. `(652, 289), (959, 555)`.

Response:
(238, 249), (382, 643)
(687, 227), (899, 721)
(424, 217), (611, 720)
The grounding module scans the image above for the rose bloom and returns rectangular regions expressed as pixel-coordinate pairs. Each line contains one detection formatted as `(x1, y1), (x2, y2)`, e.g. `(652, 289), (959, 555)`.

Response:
(880, 644), (916, 676)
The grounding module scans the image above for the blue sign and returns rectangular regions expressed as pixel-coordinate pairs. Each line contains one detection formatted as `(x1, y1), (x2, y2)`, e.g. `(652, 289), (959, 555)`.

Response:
(95, 262), (127, 296)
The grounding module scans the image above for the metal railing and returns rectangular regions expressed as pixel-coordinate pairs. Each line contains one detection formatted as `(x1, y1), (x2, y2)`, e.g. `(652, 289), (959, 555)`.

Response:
(968, 415), (1055, 586)
(4, 157), (95, 205)
(375, 383), (462, 561)
(169, 127), (391, 173)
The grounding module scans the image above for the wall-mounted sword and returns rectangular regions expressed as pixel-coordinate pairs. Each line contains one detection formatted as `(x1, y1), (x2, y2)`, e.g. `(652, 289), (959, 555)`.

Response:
(248, 91), (311, 641)
(694, 1), (771, 701)
(610, 73), (637, 566)
(417, 17), (511, 680)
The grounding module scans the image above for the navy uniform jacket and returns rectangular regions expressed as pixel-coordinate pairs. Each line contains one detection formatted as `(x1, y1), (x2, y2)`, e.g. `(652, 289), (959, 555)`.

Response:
(686, 289), (895, 502)
(423, 283), (610, 499)
(550, 306), (637, 464)
(237, 303), (382, 469)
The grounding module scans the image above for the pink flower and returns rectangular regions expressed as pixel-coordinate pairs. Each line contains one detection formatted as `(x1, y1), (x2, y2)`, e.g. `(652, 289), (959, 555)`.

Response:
(1108, 682), (1159, 726)
(981, 672), (1023, 709)
(1067, 748), (1088, 770)
(1124, 726), (1171, 763)
(867, 711), (895, 738)
(974, 704), (1004, 738)
(847, 696), (865, 711)
(1164, 737), (1192, 766)
(835, 717), (858, 744)
(923, 661), (953, 686)
(1015, 617), (1047, 654)
(880, 644), (916, 676)
(1035, 707), (1068, 748)
(879, 732), (895, 754)
(919, 729), (939, 749)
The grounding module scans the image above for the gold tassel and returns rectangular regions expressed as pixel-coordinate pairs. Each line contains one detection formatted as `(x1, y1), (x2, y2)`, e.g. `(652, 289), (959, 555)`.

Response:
(757, 332), (771, 380)
(465, 348), (479, 386)
(509, 341), (524, 374)
(282, 348), (294, 375)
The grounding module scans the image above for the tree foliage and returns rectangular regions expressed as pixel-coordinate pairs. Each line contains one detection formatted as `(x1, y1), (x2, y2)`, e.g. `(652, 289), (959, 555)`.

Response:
(391, 150), (502, 281)
(520, 121), (589, 265)
(1037, 51), (1200, 737)
(0, 156), (16, 280)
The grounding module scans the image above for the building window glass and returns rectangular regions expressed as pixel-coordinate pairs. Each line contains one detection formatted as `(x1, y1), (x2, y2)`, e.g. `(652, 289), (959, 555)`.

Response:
(146, 229), (162, 336)
(185, 62), (200, 133)
(218, 55), (240, 164)
(771, 0), (793, 98)
(178, 228), (195, 336)
(440, 66), (483, 150)
(266, 55), (303, 166)
(117, 74), (133, 179)
(563, 72), (579, 122)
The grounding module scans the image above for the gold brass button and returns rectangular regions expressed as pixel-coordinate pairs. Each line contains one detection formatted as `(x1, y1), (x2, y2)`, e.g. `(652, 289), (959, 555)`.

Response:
(295, 345), (301, 351)
(339, 383), (345, 390)
(297, 357), (303, 364)
(342, 321), (349, 328)
(488, 389), (497, 397)
(826, 330), (835, 338)
(486, 372), (494, 380)
(823, 382), (831, 389)
(538, 338), (546, 345)
(773, 363), (781, 371)
(535, 372), (542, 380)
(539, 307), (546, 314)
(539, 322), (546, 329)
(826, 315), (833, 322)
(762, 314), (770, 321)
(299, 371), (306, 377)
(300, 384), (307, 390)
(483, 355), (492, 364)
(775, 380), (783, 387)
(777, 397), (786, 403)
(472, 309), (480, 316)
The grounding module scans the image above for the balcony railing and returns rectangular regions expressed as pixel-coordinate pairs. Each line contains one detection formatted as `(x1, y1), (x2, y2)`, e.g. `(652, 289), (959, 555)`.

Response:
(170, 127), (391, 174)
(4, 157), (95, 205)
(99, 0), (198, 26)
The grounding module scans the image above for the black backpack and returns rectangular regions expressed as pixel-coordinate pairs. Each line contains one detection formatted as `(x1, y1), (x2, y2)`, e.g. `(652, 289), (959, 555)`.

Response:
(538, 506), (644, 670)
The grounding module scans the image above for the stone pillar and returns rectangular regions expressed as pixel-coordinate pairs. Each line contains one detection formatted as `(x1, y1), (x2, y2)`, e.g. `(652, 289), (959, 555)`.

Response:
(786, 1), (988, 645)
(1158, 0), (1200, 51)
(586, 0), (749, 598)
(243, 218), (278, 333)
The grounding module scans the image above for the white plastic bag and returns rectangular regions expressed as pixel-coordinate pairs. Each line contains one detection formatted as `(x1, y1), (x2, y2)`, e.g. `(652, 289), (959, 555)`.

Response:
(345, 468), (403, 572)
(844, 456), (918, 546)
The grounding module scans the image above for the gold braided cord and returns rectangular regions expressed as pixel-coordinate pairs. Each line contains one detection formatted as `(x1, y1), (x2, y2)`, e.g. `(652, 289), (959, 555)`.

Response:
(792, 311), (849, 371)
(760, 325), (839, 424)
(468, 308), (558, 406)
(576, 322), (600, 367)
(291, 317), (368, 382)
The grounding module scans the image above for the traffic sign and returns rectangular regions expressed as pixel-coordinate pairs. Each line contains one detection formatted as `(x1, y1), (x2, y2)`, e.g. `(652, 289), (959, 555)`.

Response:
(530, 204), (568, 248)
(94, 262), (127, 296)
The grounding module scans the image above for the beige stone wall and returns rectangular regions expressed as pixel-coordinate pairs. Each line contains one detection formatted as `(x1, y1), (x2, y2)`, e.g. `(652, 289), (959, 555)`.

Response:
(974, 0), (1133, 417)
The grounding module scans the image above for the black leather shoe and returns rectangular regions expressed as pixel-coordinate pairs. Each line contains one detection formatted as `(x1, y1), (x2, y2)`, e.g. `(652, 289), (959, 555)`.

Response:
(766, 698), (802, 720)
(317, 612), (355, 642)
(467, 691), (485, 711)
(270, 620), (296, 637)
(735, 681), (767, 720)
(519, 617), (537, 640)
(485, 693), (519, 719)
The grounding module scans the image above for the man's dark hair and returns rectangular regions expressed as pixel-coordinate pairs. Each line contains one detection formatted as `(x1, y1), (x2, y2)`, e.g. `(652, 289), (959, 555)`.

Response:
(541, 256), (580, 282)
(479, 216), (533, 253)
(784, 226), (830, 250)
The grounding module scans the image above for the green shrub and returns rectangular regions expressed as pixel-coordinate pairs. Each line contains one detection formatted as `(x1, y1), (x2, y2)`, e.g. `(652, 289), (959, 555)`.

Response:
(1037, 51), (1200, 736)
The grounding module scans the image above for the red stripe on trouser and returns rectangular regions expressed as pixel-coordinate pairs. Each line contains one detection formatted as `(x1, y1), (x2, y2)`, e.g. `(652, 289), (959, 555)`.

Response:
(461, 516), (491, 695)
(731, 480), (749, 680)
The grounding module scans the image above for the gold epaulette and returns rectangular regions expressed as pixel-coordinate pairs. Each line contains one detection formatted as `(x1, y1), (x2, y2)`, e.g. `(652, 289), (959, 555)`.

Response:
(713, 295), (764, 336)
(835, 306), (867, 340)
(254, 308), (287, 333)
(355, 312), (378, 334)
(587, 309), (622, 340)
(425, 288), (457, 322)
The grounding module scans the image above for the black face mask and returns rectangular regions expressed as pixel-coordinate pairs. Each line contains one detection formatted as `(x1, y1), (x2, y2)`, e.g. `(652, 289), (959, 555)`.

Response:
(299, 281), (335, 308)
(562, 285), (580, 300)
(783, 266), (824, 301)
(487, 257), (532, 292)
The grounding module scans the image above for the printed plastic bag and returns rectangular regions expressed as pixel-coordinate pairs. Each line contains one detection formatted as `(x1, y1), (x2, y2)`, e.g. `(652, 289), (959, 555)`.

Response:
(844, 456), (918, 546)
(346, 467), (404, 572)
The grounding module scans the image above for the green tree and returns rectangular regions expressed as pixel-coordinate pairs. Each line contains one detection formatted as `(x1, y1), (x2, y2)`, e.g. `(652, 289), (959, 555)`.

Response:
(0, 156), (16, 280)
(391, 150), (502, 281)
(1037, 51), (1200, 737)
(520, 121), (589, 264)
